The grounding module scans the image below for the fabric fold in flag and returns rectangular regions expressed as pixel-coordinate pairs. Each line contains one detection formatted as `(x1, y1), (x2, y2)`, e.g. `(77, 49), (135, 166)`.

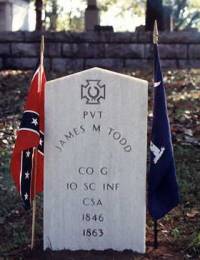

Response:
(11, 66), (46, 210)
(148, 43), (179, 220)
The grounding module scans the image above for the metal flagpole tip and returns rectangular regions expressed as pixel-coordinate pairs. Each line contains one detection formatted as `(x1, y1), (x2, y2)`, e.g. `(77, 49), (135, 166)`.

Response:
(153, 20), (159, 44)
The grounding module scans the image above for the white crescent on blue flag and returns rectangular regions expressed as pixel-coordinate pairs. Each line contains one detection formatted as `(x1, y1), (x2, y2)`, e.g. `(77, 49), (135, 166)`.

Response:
(148, 43), (179, 220)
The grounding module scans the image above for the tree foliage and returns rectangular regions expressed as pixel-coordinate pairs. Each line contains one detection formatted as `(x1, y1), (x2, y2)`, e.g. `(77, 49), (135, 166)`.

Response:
(45, 0), (59, 31)
(172, 0), (200, 30)
(100, 0), (145, 18)
(100, 0), (200, 31)
(44, 0), (85, 31)
(33, 0), (200, 31)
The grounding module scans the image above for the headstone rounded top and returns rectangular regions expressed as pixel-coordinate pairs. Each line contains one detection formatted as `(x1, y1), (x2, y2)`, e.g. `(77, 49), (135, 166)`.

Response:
(47, 67), (147, 88)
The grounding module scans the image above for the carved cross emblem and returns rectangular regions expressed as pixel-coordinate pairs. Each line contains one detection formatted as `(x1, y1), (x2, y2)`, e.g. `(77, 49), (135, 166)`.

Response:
(81, 80), (106, 105)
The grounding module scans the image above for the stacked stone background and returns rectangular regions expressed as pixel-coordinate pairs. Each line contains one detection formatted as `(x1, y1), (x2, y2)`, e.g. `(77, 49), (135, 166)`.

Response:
(0, 31), (200, 71)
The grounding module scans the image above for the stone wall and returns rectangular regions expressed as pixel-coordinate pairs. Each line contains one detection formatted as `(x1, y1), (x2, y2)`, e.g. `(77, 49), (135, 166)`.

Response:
(0, 31), (200, 72)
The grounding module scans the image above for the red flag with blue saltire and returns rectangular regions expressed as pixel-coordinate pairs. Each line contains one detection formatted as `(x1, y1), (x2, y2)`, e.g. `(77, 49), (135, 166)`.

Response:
(11, 66), (46, 210)
(148, 43), (179, 220)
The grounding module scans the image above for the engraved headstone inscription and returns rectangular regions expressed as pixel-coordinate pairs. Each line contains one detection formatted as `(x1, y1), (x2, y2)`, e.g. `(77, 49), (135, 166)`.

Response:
(44, 67), (148, 253)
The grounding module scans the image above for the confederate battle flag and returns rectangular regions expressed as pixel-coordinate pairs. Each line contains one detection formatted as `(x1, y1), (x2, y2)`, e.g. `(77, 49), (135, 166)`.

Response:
(11, 66), (46, 209)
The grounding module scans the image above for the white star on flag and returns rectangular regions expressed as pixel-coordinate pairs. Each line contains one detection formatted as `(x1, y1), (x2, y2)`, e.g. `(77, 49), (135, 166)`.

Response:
(25, 171), (30, 179)
(31, 118), (38, 126)
(39, 139), (43, 146)
(26, 150), (31, 157)
(24, 193), (29, 200)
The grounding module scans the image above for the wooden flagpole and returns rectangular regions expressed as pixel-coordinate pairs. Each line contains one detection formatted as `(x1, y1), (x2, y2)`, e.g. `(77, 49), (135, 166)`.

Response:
(31, 35), (44, 250)
(31, 150), (37, 250)
(153, 20), (159, 45)
(153, 20), (159, 249)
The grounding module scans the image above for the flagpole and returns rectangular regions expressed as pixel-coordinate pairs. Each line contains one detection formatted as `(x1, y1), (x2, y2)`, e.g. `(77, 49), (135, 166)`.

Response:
(31, 35), (44, 250)
(153, 219), (158, 249)
(153, 20), (159, 250)
(31, 148), (37, 250)
(153, 20), (159, 45)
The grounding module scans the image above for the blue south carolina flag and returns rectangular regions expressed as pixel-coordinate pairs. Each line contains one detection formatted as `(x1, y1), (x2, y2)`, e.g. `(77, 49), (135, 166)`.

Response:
(148, 43), (179, 220)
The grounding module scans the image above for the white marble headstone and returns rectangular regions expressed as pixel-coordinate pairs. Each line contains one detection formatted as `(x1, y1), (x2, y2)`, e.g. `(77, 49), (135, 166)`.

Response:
(44, 67), (148, 253)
